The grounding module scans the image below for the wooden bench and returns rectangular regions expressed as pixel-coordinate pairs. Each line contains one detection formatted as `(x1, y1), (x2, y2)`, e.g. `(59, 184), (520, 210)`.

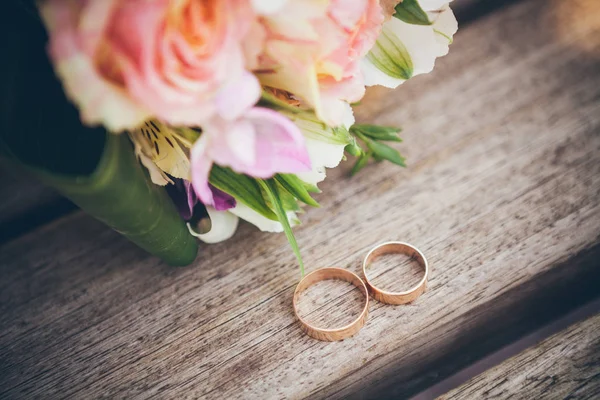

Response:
(1, 0), (599, 398)
(440, 313), (600, 399)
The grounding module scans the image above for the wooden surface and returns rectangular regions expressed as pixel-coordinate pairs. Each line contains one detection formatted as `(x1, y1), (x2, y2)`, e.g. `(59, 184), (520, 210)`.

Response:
(1, 0), (600, 398)
(0, 162), (68, 243)
(439, 314), (600, 400)
(0, 164), (54, 225)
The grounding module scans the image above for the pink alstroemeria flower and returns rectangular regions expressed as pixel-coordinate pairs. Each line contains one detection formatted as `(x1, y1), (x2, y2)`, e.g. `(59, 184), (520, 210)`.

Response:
(189, 70), (311, 206)
(191, 107), (312, 206)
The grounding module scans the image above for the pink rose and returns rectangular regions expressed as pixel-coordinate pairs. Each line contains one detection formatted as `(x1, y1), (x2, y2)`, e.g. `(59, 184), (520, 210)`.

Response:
(40, 0), (256, 131)
(251, 0), (384, 126)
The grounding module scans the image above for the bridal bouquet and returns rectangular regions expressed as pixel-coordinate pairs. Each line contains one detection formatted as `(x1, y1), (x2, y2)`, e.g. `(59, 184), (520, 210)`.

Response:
(6, 0), (456, 267)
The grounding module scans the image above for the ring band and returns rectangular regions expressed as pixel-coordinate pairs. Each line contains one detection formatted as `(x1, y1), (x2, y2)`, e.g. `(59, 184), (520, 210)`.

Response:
(293, 267), (369, 341)
(362, 242), (429, 305)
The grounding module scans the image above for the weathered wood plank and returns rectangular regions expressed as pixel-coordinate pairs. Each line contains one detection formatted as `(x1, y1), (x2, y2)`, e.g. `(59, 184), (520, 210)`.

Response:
(439, 313), (600, 400)
(0, 164), (50, 224)
(0, 0), (599, 398)
(0, 163), (68, 241)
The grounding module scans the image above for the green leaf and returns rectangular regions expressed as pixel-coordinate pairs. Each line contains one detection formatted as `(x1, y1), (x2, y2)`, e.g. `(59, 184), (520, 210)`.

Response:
(372, 152), (386, 162)
(366, 25), (414, 80)
(209, 166), (278, 220)
(275, 174), (320, 207)
(286, 112), (352, 145)
(394, 0), (432, 25)
(350, 151), (372, 176)
(369, 141), (406, 167)
(303, 181), (321, 194)
(259, 179), (305, 276)
(354, 132), (406, 167)
(361, 137), (406, 167)
(351, 124), (402, 142)
(261, 181), (302, 212)
(344, 135), (364, 156)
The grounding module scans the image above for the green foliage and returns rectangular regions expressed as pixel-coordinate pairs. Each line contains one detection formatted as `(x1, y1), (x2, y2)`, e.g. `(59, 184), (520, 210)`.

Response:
(275, 174), (320, 207)
(361, 137), (406, 167)
(347, 124), (406, 175)
(350, 151), (372, 176)
(394, 0), (432, 25)
(209, 165), (278, 220)
(259, 179), (305, 276)
(261, 180), (302, 212)
(209, 167), (320, 274)
(351, 124), (403, 142)
(303, 181), (321, 194)
(345, 135), (364, 156)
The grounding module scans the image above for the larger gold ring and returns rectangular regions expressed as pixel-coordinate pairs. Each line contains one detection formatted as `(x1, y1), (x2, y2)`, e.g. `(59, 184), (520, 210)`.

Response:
(362, 242), (429, 305)
(293, 267), (369, 341)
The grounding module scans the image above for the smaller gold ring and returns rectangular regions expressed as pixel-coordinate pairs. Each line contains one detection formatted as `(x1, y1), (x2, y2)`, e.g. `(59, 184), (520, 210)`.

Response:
(293, 267), (369, 341)
(363, 242), (429, 305)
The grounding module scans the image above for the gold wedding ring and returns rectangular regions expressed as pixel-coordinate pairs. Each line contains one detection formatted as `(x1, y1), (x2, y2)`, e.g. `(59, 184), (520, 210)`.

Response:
(362, 242), (429, 305)
(293, 267), (369, 341)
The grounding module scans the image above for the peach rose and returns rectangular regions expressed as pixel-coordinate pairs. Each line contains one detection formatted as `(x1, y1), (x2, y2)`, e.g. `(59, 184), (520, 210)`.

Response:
(40, 0), (256, 132)
(252, 0), (384, 126)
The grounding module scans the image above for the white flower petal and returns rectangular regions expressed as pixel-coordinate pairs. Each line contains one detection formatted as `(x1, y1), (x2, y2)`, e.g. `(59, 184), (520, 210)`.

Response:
(432, 6), (458, 56)
(419, 0), (453, 12)
(296, 138), (346, 185)
(229, 203), (298, 233)
(341, 102), (356, 129)
(282, 110), (350, 184)
(362, 7), (456, 89)
(388, 18), (439, 75)
(361, 56), (403, 88)
(188, 207), (239, 244)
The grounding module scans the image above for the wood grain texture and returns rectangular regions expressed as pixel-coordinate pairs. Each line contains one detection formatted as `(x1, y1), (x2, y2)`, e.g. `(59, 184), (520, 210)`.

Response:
(0, 162), (69, 242)
(0, 164), (54, 223)
(1, 0), (600, 398)
(439, 314), (600, 400)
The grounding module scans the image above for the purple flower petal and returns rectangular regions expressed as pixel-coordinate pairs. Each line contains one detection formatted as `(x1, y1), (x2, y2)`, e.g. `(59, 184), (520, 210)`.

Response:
(184, 180), (197, 217)
(210, 185), (237, 211)
(166, 178), (196, 221)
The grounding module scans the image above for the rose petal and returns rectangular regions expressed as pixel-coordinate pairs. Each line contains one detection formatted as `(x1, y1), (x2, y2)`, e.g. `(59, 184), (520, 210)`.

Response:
(251, 0), (290, 15)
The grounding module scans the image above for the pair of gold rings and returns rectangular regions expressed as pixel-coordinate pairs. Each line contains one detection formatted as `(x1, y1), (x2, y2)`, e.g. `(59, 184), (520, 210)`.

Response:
(292, 242), (429, 342)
